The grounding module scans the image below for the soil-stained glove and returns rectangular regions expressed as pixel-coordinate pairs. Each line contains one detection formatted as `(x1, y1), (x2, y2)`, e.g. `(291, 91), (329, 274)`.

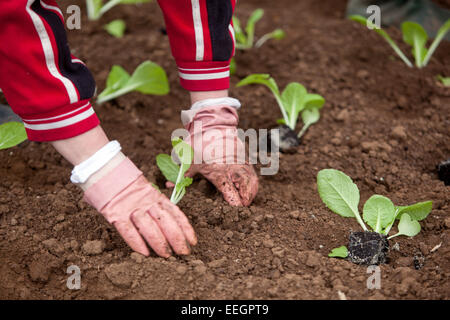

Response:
(180, 98), (259, 207)
(84, 158), (197, 257)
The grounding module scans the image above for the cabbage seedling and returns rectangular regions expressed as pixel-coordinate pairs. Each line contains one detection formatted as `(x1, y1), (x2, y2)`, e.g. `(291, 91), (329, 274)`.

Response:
(236, 73), (325, 138)
(86, 0), (151, 21)
(97, 60), (169, 104)
(104, 19), (126, 38)
(233, 9), (285, 50)
(0, 122), (27, 150)
(156, 138), (193, 205)
(317, 169), (432, 264)
(350, 15), (450, 68)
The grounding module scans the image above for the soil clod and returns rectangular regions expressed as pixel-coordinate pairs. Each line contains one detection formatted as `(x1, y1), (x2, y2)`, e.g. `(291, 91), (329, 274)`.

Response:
(437, 159), (450, 185)
(348, 231), (389, 265)
(267, 125), (300, 153)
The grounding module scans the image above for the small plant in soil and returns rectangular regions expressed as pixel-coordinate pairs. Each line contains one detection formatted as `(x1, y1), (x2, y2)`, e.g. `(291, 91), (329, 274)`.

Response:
(0, 122), (27, 150)
(236, 74), (325, 151)
(86, 0), (151, 21)
(233, 9), (285, 50)
(104, 19), (126, 38)
(97, 60), (169, 104)
(317, 169), (432, 265)
(350, 15), (450, 68)
(156, 138), (193, 205)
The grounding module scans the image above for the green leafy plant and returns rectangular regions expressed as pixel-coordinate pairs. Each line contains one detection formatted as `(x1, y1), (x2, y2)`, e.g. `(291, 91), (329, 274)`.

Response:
(350, 15), (450, 68)
(104, 19), (126, 38)
(236, 74), (325, 138)
(233, 9), (285, 50)
(328, 246), (348, 258)
(156, 138), (193, 205)
(437, 75), (450, 86)
(86, 0), (151, 21)
(0, 122), (27, 150)
(97, 60), (169, 104)
(317, 169), (432, 257)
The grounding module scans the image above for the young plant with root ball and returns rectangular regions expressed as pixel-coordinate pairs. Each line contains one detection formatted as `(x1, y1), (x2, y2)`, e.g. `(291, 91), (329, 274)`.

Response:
(317, 169), (432, 265)
(156, 138), (194, 205)
(237, 74), (325, 151)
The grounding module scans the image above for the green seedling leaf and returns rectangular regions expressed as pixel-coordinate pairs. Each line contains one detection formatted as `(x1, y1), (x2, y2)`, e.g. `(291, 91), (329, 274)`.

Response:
(317, 169), (367, 231)
(298, 94), (325, 139)
(281, 82), (307, 129)
(97, 60), (169, 104)
(104, 19), (126, 38)
(232, 16), (248, 46)
(0, 122), (27, 150)
(237, 74), (280, 96)
(86, 0), (103, 20)
(402, 22), (428, 67)
(100, 65), (130, 97)
(271, 28), (286, 40)
(245, 8), (264, 47)
(362, 195), (396, 233)
(156, 139), (194, 205)
(234, 8), (282, 49)
(395, 201), (432, 221)
(129, 61), (169, 95)
(255, 28), (286, 48)
(156, 154), (179, 183)
(176, 177), (193, 191)
(328, 246), (348, 258)
(388, 213), (421, 239)
(437, 75), (450, 86)
(298, 108), (319, 139)
(301, 108), (320, 126)
(304, 94), (326, 110)
(172, 138), (193, 175)
(236, 74), (288, 124)
(423, 19), (450, 66)
(350, 15), (413, 67)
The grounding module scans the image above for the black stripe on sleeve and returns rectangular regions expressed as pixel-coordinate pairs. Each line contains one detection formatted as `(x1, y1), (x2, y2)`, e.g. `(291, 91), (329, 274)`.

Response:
(206, 0), (234, 61)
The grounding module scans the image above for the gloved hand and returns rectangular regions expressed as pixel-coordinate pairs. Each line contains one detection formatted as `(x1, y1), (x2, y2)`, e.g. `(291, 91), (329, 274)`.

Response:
(181, 102), (259, 207)
(84, 157), (197, 257)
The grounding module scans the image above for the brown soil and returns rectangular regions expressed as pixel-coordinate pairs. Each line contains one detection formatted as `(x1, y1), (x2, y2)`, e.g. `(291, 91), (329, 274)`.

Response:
(0, 0), (449, 300)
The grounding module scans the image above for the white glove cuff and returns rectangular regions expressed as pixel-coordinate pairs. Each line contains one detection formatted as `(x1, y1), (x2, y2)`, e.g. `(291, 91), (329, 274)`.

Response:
(70, 140), (122, 184)
(181, 97), (241, 126)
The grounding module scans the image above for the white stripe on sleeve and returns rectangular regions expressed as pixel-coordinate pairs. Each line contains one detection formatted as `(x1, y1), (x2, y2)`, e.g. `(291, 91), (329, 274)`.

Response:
(26, 0), (78, 104)
(23, 106), (95, 130)
(191, 0), (204, 61)
(179, 71), (230, 81)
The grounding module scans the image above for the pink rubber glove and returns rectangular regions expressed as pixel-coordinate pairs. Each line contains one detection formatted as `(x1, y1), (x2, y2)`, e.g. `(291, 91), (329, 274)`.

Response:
(182, 105), (259, 207)
(84, 158), (197, 257)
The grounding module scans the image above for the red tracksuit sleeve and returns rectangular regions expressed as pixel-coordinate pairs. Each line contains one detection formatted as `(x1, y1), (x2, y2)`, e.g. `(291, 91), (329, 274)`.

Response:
(0, 0), (99, 142)
(157, 0), (236, 91)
